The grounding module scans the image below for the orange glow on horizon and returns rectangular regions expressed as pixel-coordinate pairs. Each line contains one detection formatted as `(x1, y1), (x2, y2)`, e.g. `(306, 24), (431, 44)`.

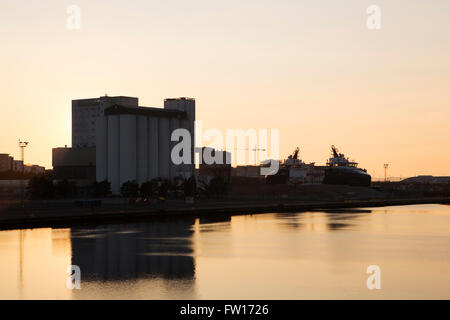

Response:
(0, 1), (449, 178)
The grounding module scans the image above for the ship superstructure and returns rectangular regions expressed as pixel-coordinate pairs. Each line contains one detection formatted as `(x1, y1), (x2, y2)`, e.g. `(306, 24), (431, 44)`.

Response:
(266, 147), (324, 185)
(322, 145), (371, 186)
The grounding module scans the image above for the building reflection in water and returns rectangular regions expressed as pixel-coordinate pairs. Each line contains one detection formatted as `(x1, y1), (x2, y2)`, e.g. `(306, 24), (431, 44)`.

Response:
(71, 218), (196, 281)
(198, 215), (232, 233)
(275, 208), (372, 231)
(323, 209), (372, 230)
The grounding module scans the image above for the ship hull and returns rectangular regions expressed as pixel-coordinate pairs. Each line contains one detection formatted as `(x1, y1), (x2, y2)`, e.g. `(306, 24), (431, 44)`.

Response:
(265, 168), (289, 184)
(322, 167), (371, 187)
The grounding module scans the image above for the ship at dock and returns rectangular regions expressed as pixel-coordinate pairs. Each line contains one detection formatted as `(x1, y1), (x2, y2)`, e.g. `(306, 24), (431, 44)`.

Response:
(265, 147), (325, 185)
(322, 145), (371, 187)
(265, 145), (371, 187)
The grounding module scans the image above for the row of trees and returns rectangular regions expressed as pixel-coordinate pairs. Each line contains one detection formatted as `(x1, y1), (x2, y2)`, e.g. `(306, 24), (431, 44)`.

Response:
(27, 175), (229, 200)
(27, 176), (111, 200)
(121, 176), (228, 199)
(120, 177), (197, 198)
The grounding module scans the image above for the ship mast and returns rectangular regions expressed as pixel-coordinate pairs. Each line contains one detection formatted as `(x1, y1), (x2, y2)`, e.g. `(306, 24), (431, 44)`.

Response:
(331, 145), (339, 158)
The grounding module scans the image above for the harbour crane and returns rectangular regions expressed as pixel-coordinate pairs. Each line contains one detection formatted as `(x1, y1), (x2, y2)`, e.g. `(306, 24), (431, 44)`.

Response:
(235, 146), (267, 165)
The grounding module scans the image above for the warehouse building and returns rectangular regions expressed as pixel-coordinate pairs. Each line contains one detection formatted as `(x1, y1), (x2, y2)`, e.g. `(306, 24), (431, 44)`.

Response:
(0, 153), (44, 175)
(13, 160), (24, 172)
(96, 98), (195, 193)
(52, 146), (96, 186)
(0, 154), (13, 172)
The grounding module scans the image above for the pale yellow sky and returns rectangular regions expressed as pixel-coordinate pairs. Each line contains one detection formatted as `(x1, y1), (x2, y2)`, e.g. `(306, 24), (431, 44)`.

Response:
(0, 0), (449, 178)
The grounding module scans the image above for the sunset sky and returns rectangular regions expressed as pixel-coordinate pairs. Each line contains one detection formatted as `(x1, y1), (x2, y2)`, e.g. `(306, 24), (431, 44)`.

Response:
(1, 0), (449, 178)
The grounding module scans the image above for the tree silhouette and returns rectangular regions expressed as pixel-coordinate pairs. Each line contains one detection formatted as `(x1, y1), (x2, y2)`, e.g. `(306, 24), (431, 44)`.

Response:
(121, 180), (139, 198)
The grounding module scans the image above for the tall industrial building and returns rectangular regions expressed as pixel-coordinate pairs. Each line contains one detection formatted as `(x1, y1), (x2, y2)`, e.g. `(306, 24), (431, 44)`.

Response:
(96, 98), (195, 193)
(72, 96), (138, 147)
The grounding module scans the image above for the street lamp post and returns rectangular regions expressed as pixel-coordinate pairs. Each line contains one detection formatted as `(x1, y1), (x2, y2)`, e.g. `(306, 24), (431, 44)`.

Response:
(383, 163), (389, 182)
(19, 140), (29, 208)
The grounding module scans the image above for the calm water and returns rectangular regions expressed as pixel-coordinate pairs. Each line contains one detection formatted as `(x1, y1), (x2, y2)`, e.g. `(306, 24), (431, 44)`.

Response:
(0, 204), (449, 299)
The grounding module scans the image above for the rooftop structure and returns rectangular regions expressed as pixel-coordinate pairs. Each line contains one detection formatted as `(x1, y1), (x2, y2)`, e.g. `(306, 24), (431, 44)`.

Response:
(72, 96), (139, 148)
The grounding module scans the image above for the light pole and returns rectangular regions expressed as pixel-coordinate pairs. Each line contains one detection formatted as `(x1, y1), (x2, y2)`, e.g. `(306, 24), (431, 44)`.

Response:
(19, 140), (29, 207)
(383, 163), (389, 182)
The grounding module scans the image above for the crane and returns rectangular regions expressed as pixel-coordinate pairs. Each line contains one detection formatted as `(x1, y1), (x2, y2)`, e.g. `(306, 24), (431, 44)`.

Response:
(235, 146), (267, 165)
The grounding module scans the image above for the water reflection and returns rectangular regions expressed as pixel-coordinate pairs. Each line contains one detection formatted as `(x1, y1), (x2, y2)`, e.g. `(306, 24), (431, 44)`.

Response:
(1, 204), (449, 299)
(322, 209), (372, 214)
(198, 215), (231, 233)
(274, 209), (371, 231)
(71, 218), (196, 281)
